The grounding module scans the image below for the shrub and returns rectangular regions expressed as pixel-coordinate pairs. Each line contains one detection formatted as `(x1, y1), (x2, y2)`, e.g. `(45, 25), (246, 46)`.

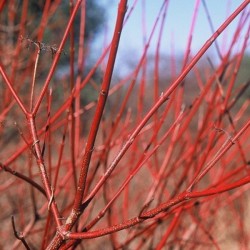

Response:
(0, 0), (249, 249)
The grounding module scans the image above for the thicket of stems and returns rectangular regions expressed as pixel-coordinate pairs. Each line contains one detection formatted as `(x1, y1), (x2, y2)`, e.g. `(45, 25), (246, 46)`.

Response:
(0, 0), (249, 249)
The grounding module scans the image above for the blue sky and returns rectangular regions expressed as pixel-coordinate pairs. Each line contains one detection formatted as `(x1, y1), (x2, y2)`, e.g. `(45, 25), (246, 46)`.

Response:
(100, 0), (249, 51)
(96, 0), (249, 73)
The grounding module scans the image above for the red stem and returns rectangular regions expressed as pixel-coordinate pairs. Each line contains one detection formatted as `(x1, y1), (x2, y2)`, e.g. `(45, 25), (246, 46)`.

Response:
(69, 0), (128, 216)
(32, 0), (82, 115)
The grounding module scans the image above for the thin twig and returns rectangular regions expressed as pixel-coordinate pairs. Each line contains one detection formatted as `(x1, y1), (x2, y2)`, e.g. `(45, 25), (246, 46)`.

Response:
(11, 215), (31, 250)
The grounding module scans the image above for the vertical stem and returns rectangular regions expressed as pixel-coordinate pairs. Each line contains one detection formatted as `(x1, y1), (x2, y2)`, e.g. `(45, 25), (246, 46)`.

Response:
(27, 114), (62, 228)
(75, 0), (86, 158)
(69, 0), (128, 217)
(32, 0), (82, 115)
(30, 49), (40, 112)
(69, 0), (78, 190)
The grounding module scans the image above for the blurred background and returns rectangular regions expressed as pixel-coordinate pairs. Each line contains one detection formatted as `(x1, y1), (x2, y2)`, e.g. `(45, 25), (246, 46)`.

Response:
(98, 0), (250, 76)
